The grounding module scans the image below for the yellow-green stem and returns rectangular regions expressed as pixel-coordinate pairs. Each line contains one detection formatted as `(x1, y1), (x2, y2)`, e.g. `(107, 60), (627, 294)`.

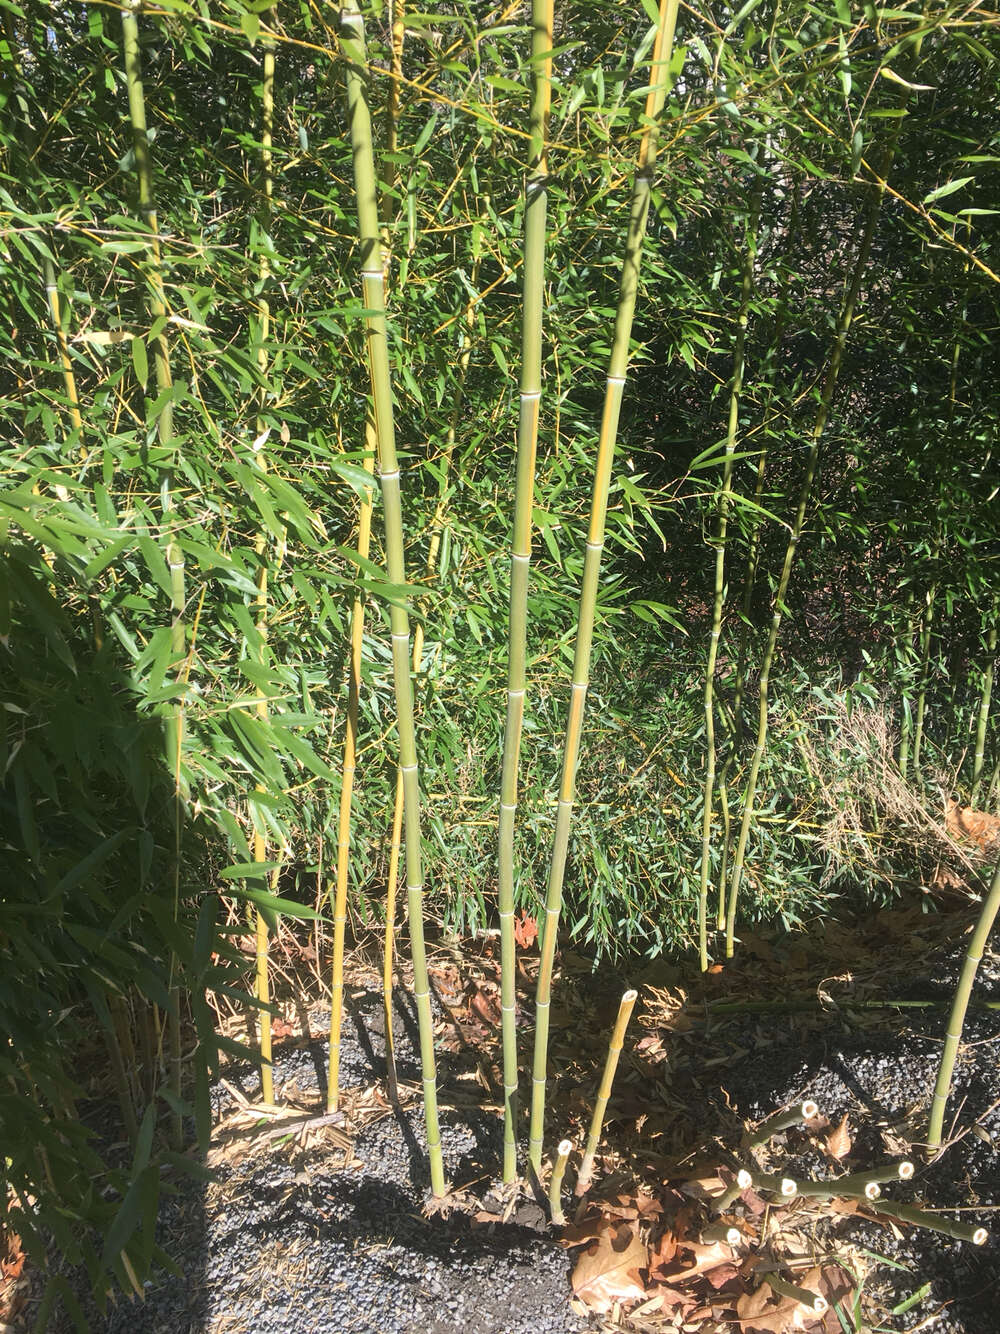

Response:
(498, 0), (553, 1184)
(528, 0), (679, 1176)
(575, 989), (637, 1194)
(339, 1), (443, 1195)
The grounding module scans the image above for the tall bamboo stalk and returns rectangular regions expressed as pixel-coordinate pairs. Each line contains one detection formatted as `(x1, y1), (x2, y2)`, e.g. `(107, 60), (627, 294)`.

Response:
(972, 605), (997, 803)
(715, 180), (800, 931)
(928, 850), (1000, 1149)
(697, 198), (758, 970)
(911, 563), (938, 774)
(42, 251), (83, 445)
(328, 425), (375, 1114)
(724, 137), (900, 960)
(121, 3), (185, 1146)
(528, 0), (680, 1175)
(338, 0), (444, 1196)
(379, 255), (480, 1102)
(496, 0), (554, 1183)
(250, 11), (277, 1110)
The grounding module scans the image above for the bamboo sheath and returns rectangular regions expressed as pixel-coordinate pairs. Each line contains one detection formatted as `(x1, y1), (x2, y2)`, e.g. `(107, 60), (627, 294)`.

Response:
(497, 0), (553, 1183)
(528, 0), (680, 1175)
(338, 2), (444, 1195)
(121, 4), (185, 1147)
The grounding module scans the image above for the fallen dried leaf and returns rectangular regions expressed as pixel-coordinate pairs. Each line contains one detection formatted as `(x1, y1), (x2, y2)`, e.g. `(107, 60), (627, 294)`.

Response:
(825, 1113), (852, 1161)
(513, 911), (539, 949)
(571, 1221), (649, 1313)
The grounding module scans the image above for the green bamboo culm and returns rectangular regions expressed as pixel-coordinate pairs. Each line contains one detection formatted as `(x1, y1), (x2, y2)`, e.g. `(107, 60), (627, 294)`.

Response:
(971, 606), (997, 802)
(575, 989), (637, 1195)
(497, 0), (554, 1184)
(121, 0), (186, 1148)
(338, 0), (444, 1197)
(724, 124), (903, 960)
(251, 10), (277, 1111)
(927, 851), (1000, 1150)
(548, 1139), (572, 1225)
(697, 194), (758, 970)
(527, 0), (680, 1177)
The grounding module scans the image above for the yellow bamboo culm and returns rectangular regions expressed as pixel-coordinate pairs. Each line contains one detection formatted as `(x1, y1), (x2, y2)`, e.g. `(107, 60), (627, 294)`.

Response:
(575, 989), (637, 1195)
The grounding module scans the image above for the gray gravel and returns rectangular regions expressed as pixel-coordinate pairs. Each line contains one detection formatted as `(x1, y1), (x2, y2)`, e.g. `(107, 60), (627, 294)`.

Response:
(56, 986), (595, 1334)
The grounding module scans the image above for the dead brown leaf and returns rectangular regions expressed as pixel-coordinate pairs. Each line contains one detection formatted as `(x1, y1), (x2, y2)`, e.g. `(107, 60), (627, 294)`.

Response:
(571, 1221), (649, 1313)
(666, 1238), (736, 1281)
(825, 1113), (852, 1161)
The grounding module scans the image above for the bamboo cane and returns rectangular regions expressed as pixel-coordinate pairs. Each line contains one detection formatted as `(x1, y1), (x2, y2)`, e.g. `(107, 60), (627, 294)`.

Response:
(249, 8), (277, 1111)
(724, 128), (902, 960)
(575, 989), (637, 1195)
(548, 1139), (572, 1225)
(928, 851), (1000, 1149)
(743, 1100), (818, 1147)
(971, 607), (996, 802)
(698, 196), (759, 969)
(764, 1273), (827, 1315)
(497, 0), (554, 1183)
(121, 2), (185, 1148)
(528, 0), (680, 1177)
(866, 1199), (987, 1245)
(338, 0), (444, 1196)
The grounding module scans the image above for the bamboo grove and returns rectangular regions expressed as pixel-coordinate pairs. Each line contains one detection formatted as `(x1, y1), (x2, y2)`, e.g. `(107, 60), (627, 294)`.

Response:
(1, 0), (999, 1304)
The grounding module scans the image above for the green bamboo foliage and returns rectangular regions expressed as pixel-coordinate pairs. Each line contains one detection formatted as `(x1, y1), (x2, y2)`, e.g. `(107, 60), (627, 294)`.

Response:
(928, 850), (1000, 1150)
(724, 138), (901, 960)
(497, 0), (554, 1184)
(120, 2), (185, 1146)
(911, 566), (938, 774)
(528, 0), (680, 1175)
(252, 12), (277, 1110)
(338, 0), (444, 1196)
(697, 201), (757, 971)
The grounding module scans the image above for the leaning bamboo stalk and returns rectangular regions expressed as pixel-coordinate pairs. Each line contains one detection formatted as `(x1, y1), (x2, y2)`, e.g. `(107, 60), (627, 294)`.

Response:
(338, 1), (444, 1196)
(928, 850), (1000, 1149)
(698, 199), (758, 970)
(528, 0), (681, 1177)
(911, 571), (938, 774)
(121, 2), (185, 1148)
(724, 132), (900, 960)
(497, 0), (554, 1184)
(971, 605), (996, 802)
(575, 989), (637, 1194)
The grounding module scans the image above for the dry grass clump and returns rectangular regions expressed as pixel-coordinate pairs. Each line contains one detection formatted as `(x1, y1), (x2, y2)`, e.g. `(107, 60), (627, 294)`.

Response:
(800, 696), (990, 896)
